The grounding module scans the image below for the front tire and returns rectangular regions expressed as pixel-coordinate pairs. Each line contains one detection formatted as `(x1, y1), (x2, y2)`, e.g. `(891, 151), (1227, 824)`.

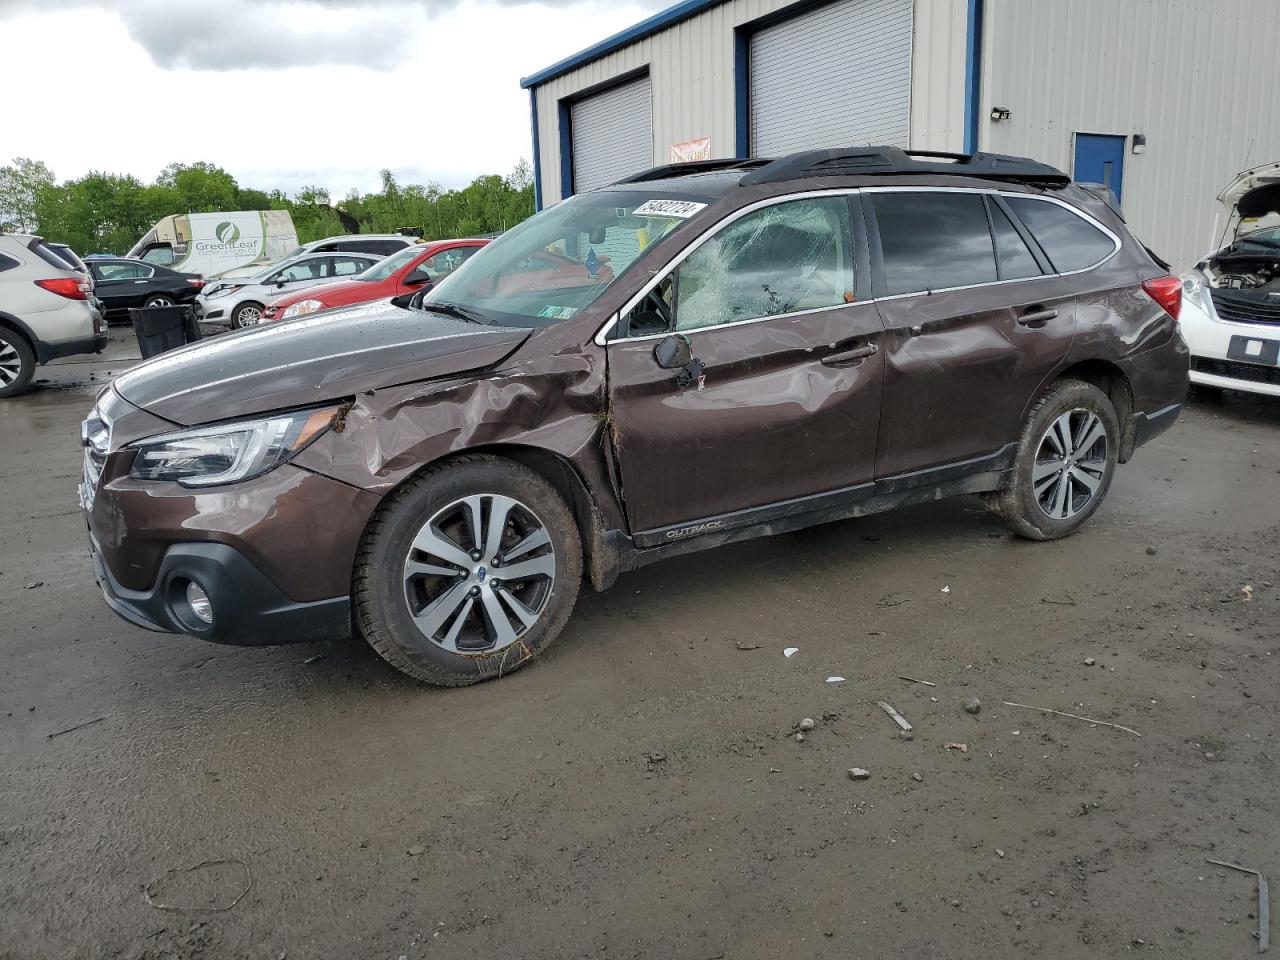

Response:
(987, 379), (1119, 540)
(354, 456), (582, 685)
(231, 302), (264, 328)
(0, 328), (36, 398)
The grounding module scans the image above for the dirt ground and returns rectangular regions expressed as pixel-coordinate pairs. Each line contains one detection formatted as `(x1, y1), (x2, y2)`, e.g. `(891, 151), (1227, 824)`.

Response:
(1, 329), (1278, 959)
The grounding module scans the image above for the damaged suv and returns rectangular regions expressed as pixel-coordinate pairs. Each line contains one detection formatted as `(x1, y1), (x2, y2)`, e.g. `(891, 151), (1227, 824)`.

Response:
(1181, 161), (1280, 396)
(81, 147), (1188, 685)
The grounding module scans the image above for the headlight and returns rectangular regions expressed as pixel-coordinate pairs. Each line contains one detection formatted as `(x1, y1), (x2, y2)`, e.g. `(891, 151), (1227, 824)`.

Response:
(204, 285), (241, 300)
(130, 405), (343, 487)
(1181, 274), (1209, 311)
(281, 299), (324, 318)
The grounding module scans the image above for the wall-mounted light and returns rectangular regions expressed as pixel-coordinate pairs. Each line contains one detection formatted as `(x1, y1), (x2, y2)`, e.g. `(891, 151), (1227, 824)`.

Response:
(1132, 133), (1147, 155)
(990, 106), (1012, 122)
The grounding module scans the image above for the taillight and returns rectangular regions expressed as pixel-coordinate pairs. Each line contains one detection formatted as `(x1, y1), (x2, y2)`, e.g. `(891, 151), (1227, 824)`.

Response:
(35, 277), (90, 300)
(1141, 275), (1182, 321)
(186, 278), (205, 288)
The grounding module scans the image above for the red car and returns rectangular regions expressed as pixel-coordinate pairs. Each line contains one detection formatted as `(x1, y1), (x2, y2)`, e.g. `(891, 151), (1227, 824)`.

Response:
(263, 238), (488, 322)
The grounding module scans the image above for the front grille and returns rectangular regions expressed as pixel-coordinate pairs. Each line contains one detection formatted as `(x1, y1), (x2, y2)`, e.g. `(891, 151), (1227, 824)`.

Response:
(1193, 356), (1280, 386)
(1210, 288), (1280, 325)
(80, 405), (112, 508)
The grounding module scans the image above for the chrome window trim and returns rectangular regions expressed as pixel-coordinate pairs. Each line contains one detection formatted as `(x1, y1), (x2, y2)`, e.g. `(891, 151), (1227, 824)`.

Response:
(595, 188), (860, 345)
(97, 261), (155, 281)
(594, 185), (1121, 345)
(994, 191), (1122, 279)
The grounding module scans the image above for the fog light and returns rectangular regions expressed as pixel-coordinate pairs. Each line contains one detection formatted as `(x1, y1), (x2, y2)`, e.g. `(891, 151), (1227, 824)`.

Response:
(186, 582), (213, 624)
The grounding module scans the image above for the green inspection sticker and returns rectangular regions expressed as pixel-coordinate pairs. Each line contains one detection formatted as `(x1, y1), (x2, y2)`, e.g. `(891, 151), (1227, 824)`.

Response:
(537, 305), (578, 319)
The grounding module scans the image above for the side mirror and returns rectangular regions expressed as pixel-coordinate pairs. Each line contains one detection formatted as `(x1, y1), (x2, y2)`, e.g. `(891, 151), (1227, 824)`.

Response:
(653, 334), (693, 369)
(405, 271), (431, 287)
(275, 277), (289, 287)
(389, 291), (416, 309)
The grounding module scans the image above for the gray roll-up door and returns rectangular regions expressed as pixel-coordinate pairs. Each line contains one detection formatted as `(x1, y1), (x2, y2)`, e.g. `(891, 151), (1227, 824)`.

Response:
(570, 75), (653, 192)
(750, 0), (912, 157)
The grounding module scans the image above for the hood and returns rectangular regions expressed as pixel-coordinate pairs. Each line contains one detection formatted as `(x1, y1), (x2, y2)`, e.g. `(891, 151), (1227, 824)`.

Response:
(271, 276), (373, 308)
(1218, 161), (1280, 227)
(113, 299), (531, 425)
(216, 263), (272, 280)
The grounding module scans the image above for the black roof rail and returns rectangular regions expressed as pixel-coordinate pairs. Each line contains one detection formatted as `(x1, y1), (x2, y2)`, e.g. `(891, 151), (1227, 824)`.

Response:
(739, 146), (1070, 187)
(613, 157), (771, 185)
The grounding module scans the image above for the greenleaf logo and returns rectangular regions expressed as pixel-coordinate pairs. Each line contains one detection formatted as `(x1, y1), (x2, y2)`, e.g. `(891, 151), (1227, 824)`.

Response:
(215, 221), (241, 244)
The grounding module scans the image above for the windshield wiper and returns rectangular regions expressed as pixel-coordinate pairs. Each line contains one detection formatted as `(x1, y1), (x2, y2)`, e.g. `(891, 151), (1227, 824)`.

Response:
(421, 300), (491, 325)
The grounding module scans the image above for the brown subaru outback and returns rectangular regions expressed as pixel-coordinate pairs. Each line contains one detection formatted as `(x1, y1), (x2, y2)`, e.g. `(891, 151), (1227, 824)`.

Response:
(81, 147), (1188, 685)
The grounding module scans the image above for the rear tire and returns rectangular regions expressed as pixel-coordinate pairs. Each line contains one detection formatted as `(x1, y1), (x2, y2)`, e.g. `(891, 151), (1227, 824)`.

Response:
(0, 328), (36, 398)
(144, 295), (174, 308)
(354, 455), (582, 686)
(986, 379), (1119, 540)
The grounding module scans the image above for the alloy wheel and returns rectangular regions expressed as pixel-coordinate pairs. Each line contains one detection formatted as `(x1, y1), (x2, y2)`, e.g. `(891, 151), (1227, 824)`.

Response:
(1032, 409), (1109, 520)
(145, 296), (173, 308)
(402, 494), (556, 654)
(237, 305), (262, 327)
(0, 341), (22, 386)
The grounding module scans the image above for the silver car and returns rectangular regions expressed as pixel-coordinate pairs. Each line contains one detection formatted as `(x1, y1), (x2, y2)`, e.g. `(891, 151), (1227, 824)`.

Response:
(0, 233), (107, 397)
(196, 251), (382, 328)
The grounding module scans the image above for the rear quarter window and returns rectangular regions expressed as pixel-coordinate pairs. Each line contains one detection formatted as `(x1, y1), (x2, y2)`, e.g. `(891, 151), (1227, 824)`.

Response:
(1005, 196), (1117, 273)
(0, 253), (19, 273)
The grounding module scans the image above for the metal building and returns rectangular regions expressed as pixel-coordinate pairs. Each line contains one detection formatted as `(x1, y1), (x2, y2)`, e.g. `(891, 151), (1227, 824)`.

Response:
(521, 0), (1280, 267)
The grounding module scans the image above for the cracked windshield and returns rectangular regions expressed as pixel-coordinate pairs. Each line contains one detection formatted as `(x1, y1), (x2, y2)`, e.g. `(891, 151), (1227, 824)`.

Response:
(423, 192), (711, 326)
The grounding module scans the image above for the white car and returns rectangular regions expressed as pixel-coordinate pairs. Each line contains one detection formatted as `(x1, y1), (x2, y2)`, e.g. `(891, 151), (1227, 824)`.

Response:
(195, 250), (381, 328)
(214, 233), (420, 281)
(0, 233), (107, 397)
(1181, 161), (1280, 397)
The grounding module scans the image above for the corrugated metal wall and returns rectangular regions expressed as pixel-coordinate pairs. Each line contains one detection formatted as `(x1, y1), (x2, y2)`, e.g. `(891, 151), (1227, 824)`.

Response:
(749, 0), (913, 155)
(980, 0), (1280, 268)
(531, 0), (965, 205)
(570, 75), (654, 192)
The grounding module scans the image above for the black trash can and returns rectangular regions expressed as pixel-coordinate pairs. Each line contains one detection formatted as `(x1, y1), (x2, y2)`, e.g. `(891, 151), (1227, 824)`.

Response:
(129, 305), (202, 360)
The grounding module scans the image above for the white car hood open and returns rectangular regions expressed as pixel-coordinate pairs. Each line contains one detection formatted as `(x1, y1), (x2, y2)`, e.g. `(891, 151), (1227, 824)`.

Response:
(1217, 161), (1280, 231)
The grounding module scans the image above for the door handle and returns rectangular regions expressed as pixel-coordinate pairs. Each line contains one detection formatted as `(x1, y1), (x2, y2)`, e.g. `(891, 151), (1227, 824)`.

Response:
(821, 343), (879, 367)
(1017, 307), (1058, 326)
(133, 280), (148, 284)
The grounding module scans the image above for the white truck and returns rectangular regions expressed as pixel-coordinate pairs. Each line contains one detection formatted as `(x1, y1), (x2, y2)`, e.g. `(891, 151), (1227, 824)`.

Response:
(126, 210), (299, 279)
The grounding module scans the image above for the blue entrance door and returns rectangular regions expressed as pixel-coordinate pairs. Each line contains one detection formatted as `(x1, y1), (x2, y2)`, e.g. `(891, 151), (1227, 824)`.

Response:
(1073, 133), (1126, 203)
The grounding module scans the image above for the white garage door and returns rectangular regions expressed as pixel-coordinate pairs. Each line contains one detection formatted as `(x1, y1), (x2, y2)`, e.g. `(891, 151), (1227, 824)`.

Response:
(571, 75), (653, 193)
(750, 0), (913, 157)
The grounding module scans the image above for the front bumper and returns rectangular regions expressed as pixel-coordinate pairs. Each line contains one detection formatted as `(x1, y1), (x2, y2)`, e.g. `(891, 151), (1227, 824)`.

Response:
(88, 534), (350, 646)
(193, 299), (227, 325)
(81, 387), (381, 646)
(1181, 295), (1280, 397)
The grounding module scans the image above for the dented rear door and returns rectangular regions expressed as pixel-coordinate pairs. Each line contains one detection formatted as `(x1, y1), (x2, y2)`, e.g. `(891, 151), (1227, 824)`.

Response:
(864, 189), (1078, 479)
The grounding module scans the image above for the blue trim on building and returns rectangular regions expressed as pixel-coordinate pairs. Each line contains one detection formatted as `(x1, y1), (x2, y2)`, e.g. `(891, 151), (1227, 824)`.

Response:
(733, 28), (750, 158)
(963, 0), (984, 154)
(520, 0), (728, 89)
(528, 89), (543, 211)
(558, 100), (574, 200)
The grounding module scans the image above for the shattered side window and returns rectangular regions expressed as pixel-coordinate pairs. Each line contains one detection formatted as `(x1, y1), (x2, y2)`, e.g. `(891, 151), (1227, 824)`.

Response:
(672, 197), (854, 331)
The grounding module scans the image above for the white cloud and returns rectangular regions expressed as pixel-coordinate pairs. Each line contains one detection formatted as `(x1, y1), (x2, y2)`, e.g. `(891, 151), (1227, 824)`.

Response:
(0, 0), (646, 70)
(0, 1), (652, 198)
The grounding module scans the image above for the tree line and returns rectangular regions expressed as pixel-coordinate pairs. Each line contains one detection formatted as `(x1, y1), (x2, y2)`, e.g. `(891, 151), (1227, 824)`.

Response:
(0, 157), (536, 255)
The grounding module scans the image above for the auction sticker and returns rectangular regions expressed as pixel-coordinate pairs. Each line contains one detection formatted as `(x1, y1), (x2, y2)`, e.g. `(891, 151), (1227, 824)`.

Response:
(633, 199), (707, 219)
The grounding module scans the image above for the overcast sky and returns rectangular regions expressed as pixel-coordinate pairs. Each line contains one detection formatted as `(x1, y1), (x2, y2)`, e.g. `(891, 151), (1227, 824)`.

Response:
(0, 0), (657, 197)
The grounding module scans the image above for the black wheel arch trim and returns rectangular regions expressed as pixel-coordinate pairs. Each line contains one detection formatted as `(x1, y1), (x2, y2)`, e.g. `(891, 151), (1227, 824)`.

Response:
(0, 310), (47, 362)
